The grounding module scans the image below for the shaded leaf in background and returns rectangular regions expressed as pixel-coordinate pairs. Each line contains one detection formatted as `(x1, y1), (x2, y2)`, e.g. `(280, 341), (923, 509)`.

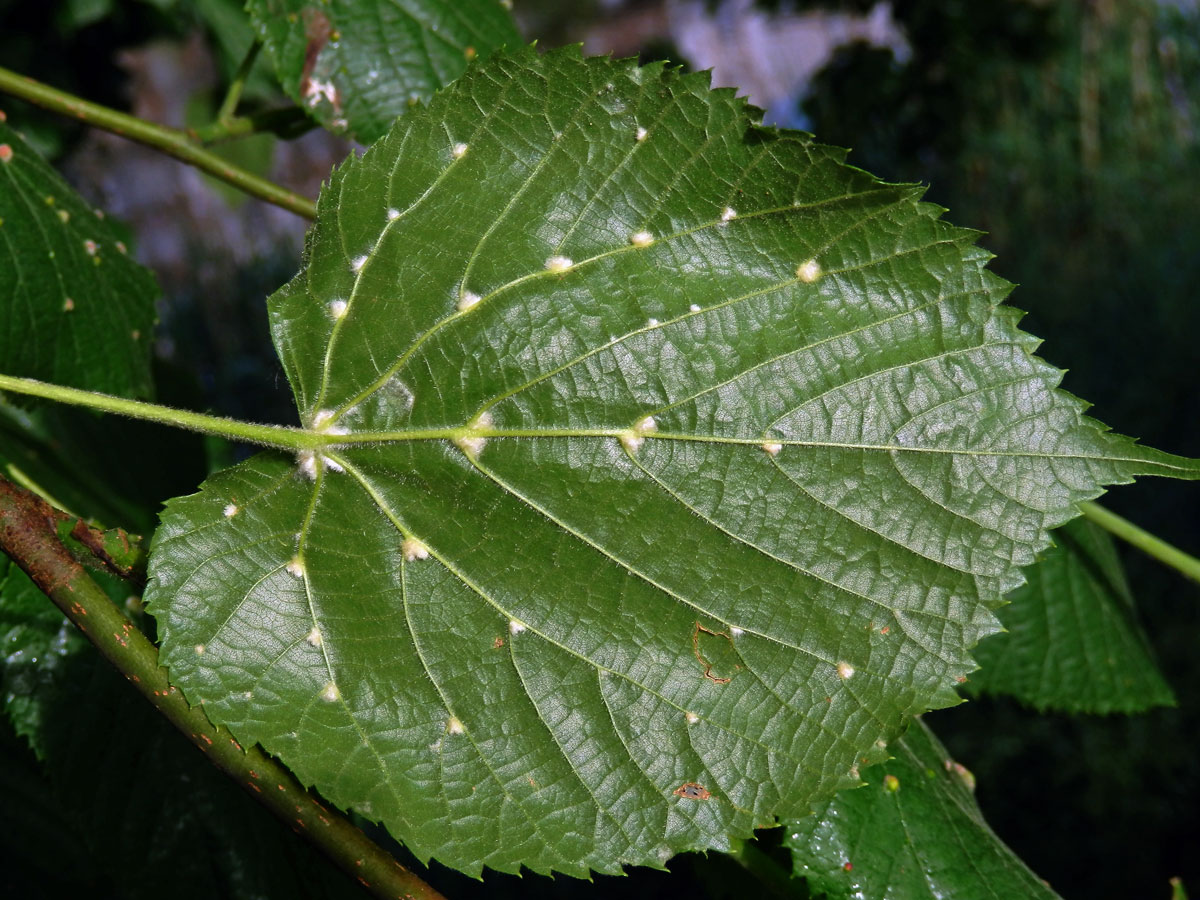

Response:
(145, 48), (1200, 877)
(783, 717), (1060, 900)
(0, 119), (156, 400)
(246, 0), (521, 142)
(0, 556), (370, 900)
(965, 517), (1175, 714)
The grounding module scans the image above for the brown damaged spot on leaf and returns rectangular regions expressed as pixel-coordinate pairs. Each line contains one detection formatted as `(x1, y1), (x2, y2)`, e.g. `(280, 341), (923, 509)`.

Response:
(673, 782), (712, 800)
(299, 8), (342, 114)
(691, 621), (742, 684)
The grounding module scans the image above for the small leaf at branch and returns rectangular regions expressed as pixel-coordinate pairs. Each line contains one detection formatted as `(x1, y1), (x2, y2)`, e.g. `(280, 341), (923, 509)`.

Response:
(965, 518), (1175, 713)
(246, 0), (520, 142)
(783, 718), (1061, 900)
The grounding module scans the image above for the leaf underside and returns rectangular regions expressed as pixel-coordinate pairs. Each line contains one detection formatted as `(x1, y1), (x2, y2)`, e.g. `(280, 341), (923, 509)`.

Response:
(784, 718), (1061, 900)
(246, 0), (521, 143)
(0, 120), (156, 400)
(967, 517), (1175, 713)
(0, 560), (367, 899)
(145, 48), (1199, 877)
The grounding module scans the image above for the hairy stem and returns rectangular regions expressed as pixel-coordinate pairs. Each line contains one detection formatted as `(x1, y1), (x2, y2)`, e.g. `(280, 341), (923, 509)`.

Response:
(0, 375), (317, 452)
(1080, 500), (1200, 584)
(0, 65), (316, 220)
(0, 475), (446, 900)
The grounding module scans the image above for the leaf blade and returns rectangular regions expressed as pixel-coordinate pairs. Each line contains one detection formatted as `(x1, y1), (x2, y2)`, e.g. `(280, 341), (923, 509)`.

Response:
(0, 120), (156, 400)
(146, 48), (1200, 877)
(246, 0), (521, 142)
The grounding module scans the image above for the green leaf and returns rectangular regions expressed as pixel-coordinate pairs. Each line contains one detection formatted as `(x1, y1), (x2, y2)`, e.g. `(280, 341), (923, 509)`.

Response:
(245, 0), (521, 142)
(0, 557), (370, 900)
(783, 718), (1061, 900)
(144, 48), (1200, 877)
(965, 517), (1175, 713)
(0, 120), (156, 400)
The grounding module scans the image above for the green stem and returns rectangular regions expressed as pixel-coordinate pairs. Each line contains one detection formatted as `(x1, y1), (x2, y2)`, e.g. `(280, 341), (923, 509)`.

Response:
(0, 65), (316, 220)
(1080, 500), (1200, 584)
(192, 106), (316, 144)
(0, 476), (446, 900)
(215, 40), (261, 124)
(0, 375), (316, 452)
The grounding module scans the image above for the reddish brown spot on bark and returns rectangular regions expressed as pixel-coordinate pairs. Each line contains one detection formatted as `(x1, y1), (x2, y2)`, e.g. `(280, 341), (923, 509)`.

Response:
(199, 734), (213, 746)
(357, 877), (371, 888)
(69, 602), (86, 616)
(843, 861), (853, 871)
(249, 770), (259, 779)
(249, 783), (262, 793)
(230, 738), (242, 751)
(957, 675), (967, 683)
(880, 626), (890, 634)
(673, 782), (712, 800)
